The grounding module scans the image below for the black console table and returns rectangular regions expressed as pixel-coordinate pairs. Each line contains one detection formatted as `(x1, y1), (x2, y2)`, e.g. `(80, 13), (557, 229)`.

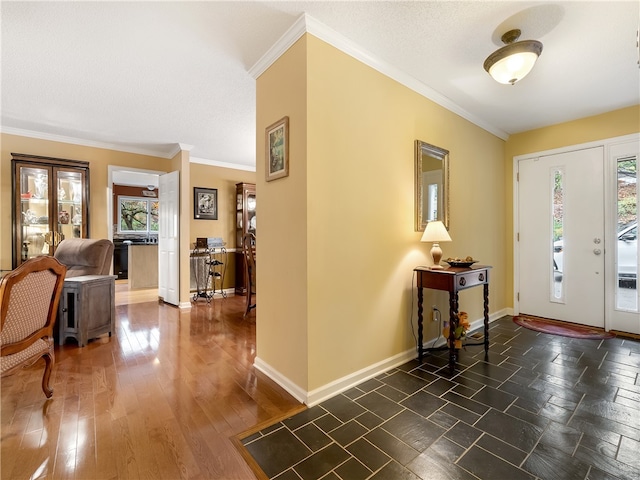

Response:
(414, 265), (491, 372)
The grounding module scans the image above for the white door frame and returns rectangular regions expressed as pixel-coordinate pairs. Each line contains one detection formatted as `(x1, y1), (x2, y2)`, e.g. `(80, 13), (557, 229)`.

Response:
(106, 165), (165, 244)
(513, 133), (640, 330)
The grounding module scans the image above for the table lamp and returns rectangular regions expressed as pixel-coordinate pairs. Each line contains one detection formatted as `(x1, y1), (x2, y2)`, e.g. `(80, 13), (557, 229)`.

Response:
(421, 221), (452, 269)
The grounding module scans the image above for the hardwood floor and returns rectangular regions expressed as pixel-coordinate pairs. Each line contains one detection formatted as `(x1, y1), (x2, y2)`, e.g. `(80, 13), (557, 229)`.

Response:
(1, 285), (303, 479)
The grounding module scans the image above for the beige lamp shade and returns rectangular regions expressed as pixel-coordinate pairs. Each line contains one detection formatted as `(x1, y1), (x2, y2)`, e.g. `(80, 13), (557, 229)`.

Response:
(421, 221), (452, 269)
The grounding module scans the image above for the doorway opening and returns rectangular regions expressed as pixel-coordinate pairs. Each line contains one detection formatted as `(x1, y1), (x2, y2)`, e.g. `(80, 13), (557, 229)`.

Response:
(107, 166), (163, 291)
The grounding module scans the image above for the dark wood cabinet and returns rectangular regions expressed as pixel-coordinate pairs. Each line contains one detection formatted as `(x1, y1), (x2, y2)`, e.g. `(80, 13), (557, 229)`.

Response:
(235, 182), (256, 295)
(11, 153), (89, 268)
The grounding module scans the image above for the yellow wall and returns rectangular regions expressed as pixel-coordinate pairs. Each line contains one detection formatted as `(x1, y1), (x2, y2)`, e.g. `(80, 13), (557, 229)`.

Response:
(503, 105), (640, 306)
(257, 34), (506, 394)
(1, 133), (171, 270)
(189, 163), (256, 289)
(256, 36), (310, 390)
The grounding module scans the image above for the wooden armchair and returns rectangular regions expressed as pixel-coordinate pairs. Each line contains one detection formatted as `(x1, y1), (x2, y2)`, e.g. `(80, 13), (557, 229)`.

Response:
(0, 256), (67, 397)
(242, 232), (256, 317)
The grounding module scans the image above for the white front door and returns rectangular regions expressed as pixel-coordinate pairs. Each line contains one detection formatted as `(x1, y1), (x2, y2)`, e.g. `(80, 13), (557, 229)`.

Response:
(158, 170), (179, 306)
(518, 147), (605, 327)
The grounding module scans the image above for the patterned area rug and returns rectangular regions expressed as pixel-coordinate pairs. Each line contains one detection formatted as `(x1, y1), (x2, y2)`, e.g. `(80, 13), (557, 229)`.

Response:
(513, 315), (616, 339)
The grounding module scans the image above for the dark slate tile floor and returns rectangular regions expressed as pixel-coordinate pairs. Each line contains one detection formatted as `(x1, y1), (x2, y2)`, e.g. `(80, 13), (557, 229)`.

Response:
(240, 317), (640, 480)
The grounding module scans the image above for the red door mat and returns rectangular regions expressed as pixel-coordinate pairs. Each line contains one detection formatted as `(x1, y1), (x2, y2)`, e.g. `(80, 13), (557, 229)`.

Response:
(513, 315), (616, 339)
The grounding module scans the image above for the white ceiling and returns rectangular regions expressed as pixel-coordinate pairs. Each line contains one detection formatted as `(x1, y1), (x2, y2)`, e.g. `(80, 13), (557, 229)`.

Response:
(2, 1), (639, 170)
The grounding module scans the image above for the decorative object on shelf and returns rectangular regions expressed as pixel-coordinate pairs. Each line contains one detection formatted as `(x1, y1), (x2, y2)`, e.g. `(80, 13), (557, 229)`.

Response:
(265, 116), (289, 182)
(27, 233), (45, 254)
(445, 257), (478, 268)
(420, 220), (452, 269)
(72, 181), (82, 202)
(443, 311), (470, 350)
(22, 209), (36, 224)
(58, 210), (70, 224)
(193, 187), (218, 220)
(34, 175), (47, 199)
(484, 28), (543, 85)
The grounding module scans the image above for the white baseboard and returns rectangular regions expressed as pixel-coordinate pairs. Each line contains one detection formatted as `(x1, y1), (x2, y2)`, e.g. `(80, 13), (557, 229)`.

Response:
(305, 350), (418, 406)
(254, 308), (511, 406)
(253, 357), (308, 404)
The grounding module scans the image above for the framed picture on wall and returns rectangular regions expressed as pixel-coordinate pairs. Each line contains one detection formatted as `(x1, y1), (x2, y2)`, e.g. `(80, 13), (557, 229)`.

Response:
(265, 116), (289, 182)
(194, 187), (218, 220)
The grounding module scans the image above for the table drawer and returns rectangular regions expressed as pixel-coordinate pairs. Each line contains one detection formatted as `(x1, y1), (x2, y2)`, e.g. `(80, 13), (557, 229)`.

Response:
(456, 270), (488, 290)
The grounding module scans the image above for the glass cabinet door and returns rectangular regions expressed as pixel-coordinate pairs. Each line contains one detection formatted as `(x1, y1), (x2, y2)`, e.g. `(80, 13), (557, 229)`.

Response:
(234, 182), (256, 295)
(12, 154), (89, 267)
(17, 165), (51, 262)
(247, 193), (256, 234)
(57, 169), (85, 243)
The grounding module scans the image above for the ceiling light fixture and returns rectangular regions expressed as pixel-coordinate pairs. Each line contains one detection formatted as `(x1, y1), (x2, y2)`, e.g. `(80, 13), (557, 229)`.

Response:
(484, 29), (543, 85)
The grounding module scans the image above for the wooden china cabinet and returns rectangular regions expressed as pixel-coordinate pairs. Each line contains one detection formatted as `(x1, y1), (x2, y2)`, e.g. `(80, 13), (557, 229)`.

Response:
(235, 182), (256, 295)
(11, 153), (90, 268)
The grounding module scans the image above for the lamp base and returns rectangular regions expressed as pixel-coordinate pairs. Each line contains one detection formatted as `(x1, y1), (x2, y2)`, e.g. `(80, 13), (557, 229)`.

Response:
(430, 242), (444, 269)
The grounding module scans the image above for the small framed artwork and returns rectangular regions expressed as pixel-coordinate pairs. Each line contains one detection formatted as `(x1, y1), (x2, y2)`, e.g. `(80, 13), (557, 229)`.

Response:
(265, 116), (289, 182)
(193, 187), (218, 220)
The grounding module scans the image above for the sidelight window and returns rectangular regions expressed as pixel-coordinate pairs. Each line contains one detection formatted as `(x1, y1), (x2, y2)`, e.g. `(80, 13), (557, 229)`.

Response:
(551, 168), (565, 302)
(616, 155), (637, 312)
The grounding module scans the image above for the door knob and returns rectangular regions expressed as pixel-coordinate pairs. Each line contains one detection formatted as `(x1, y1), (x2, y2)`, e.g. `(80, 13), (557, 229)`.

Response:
(593, 249), (602, 255)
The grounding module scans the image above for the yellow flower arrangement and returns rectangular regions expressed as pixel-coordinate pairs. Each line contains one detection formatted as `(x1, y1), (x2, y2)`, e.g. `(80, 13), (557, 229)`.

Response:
(442, 311), (470, 349)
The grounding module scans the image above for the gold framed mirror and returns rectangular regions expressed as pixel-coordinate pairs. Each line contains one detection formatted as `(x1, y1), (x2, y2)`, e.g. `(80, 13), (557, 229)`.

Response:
(415, 140), (449, 231)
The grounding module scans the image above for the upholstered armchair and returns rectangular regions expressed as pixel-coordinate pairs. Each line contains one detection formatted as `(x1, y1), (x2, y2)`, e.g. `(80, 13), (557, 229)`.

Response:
(0, 256), (66, 397)
(53, 238), (114, 277)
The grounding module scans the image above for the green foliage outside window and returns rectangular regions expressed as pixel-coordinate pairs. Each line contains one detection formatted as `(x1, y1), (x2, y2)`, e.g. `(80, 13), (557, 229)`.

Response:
(119, 197), (159, 233)
(618, 158), (637, 227)
(553, 170), (564, 242)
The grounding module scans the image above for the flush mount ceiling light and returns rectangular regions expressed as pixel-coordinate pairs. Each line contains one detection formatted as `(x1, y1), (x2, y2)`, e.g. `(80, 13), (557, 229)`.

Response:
(484, 29), (543, 85)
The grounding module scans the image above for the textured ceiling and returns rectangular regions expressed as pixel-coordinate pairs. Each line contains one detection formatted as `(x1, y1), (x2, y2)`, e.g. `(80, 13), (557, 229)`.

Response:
(2, 1), (639, 169)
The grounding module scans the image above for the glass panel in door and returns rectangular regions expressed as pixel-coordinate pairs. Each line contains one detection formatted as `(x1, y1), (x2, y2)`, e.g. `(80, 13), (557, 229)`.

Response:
(57, 170), (84, 243)
(616, 155), (638, 312)
(247, 193), (256, 234)
(19, 166), (50, 261)
(552, 168), (565, 302)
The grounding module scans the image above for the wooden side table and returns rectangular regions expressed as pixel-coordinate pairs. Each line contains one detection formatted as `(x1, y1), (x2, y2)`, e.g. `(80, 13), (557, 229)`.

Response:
(58, 275), (116, 347)
(414, 265), (491, 372)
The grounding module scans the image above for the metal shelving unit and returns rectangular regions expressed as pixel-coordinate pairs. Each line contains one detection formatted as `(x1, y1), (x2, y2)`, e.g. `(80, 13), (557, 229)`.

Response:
(191, 241), (227, 303)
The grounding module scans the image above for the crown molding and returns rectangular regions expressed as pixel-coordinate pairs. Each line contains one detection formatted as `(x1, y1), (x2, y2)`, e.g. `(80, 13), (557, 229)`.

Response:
(2, 126), (257, 170)
(190, 156), (256, 172)
(249, 14), (509, 141)
(1, 126), (178, 158)
(248, 14), (308, 79)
